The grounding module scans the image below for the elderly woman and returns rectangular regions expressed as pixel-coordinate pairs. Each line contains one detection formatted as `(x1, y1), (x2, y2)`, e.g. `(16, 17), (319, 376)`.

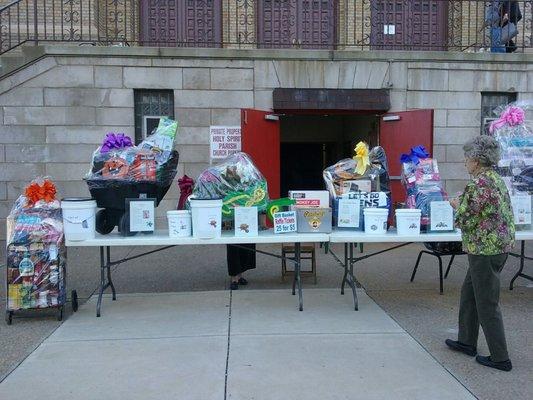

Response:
(446, 135), (514, 372)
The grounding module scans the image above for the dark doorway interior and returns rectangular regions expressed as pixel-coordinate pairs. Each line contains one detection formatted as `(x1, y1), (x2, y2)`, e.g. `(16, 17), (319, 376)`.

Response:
(279, 114), (379, 197)
(281, 143), (337, 196)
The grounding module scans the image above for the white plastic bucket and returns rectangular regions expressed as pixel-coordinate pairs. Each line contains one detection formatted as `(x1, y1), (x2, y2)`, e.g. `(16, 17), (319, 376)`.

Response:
(61, 198), (97, 241)
(395, 209), (422, 235)
(190, 198), (222, 239)
(167, 210), (192, 238)
(363, 208), (388, 235)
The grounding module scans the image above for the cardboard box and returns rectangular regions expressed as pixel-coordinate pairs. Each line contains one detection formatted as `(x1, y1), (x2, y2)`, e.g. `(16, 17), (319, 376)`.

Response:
(296, 208), (332, 233)
(289, 190), (330, 209)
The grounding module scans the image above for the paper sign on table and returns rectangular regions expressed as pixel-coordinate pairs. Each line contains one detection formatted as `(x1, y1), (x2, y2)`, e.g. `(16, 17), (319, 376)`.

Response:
(337, 198), (360, 228)
(129, 200), (155, 232)
(234, 207), (258, 237)
(511, 194), (532, 225)
(273, 211), (297, 234)
(430, 201), (454, 231)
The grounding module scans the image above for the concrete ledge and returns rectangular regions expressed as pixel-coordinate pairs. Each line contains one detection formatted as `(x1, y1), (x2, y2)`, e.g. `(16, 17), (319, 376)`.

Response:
(1, 43), (531, 83)
(34, 44), (533, 63)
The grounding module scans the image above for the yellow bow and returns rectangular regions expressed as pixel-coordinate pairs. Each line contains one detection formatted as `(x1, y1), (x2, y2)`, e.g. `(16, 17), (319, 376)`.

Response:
(353, 141), (370, 176)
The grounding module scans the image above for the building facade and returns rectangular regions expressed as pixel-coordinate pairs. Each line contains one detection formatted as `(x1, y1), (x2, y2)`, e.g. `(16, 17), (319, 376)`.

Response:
(0, 1), (532, 238)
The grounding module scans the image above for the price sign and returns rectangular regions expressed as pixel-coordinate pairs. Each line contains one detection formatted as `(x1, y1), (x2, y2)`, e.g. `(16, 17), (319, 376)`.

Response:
(273, 211), (297, 234)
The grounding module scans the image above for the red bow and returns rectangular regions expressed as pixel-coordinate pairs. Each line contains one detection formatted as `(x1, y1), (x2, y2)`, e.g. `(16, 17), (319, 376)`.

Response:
(177, 175), (194, 210)
(25, 179), (57, 206)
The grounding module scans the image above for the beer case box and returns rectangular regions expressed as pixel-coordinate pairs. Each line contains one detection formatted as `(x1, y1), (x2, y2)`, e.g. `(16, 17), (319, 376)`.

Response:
(296, 207), (332, 233)
(289, 190), (330, 209)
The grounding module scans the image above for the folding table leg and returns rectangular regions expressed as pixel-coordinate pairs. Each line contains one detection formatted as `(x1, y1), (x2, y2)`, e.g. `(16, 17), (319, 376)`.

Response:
(341, 243), (348, 295)
(295, 242), (303, 311)
(349, 243), (359, 310)
(106, 246), (116, 301)
(510, 241), (526, 290)
(96, 246), (106, 317)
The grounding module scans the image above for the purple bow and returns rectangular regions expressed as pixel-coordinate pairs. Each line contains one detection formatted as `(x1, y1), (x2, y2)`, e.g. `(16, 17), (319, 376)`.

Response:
(100, 133), (133, 153)
(400, 145), (430, 165)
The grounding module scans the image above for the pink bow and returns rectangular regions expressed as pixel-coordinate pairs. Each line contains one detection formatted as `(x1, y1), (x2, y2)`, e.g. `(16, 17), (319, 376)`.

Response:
(489, 106), (525, 134)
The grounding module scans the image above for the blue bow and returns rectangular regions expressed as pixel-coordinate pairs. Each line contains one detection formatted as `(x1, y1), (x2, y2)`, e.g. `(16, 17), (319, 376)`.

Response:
(400, 145), (430, 165)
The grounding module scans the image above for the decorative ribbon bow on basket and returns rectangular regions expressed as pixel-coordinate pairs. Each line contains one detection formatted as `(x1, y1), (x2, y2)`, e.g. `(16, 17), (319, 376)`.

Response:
(400, 145), (430, 165)
(489, 106), (525, 134)
(353, 141), (370, 176)
(177, 175), (194, 210)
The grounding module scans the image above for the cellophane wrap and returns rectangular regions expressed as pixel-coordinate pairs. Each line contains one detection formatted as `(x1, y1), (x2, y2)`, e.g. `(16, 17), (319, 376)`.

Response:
(323, 145), (390, 197)
(489, 101), (533, 229)
(488, 102), (533, 194)
(400, 146), (448, 229)
(191, 152), (269, 220)
(6, 178), (66, 310)
(86, 117), (179, 188)
(324, 144), (391, 229)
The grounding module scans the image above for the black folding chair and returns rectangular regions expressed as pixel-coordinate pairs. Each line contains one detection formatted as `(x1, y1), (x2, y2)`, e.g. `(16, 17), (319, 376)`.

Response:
(410, 242), (466, 294)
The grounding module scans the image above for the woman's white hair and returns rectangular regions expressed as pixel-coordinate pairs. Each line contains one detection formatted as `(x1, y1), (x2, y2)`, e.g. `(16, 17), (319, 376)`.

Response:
(463, 135), (501, 167)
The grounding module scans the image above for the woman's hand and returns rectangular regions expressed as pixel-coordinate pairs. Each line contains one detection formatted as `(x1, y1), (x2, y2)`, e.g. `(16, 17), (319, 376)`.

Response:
(502, 13), (509, 24)
(450, 197), (460, 210)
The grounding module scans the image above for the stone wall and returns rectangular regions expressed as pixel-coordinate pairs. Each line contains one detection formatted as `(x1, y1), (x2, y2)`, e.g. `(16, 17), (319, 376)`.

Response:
(0, 46), (532, 239)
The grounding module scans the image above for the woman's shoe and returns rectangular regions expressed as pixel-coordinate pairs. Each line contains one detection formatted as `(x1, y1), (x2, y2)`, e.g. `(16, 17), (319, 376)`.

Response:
(475, 356), (512, 372)
(238, 277), (248, 285)
(445, 339), (477, 356)
(230, 281), (239, 290)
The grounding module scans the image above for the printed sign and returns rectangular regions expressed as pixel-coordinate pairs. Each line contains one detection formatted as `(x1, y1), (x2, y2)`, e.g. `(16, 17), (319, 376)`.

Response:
(289, 190), (330, 208)
(273, 211), (297, 234)
(430, 201), (454, 231)
(339, 191), (388, 208)
(235, 207), (259, 237)
(128, 199), (155, 232)
(511, 194), (532, 225)
(337, 199), (360, 228)
(210, 126), (241, 159)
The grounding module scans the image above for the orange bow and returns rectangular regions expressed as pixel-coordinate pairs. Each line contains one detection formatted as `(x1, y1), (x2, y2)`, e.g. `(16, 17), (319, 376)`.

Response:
(25, 179), (57, 206)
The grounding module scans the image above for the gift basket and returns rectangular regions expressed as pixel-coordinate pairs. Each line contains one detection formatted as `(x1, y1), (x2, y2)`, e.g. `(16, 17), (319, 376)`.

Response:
(5, 178), (77, 325)
(85, 117), (180, 235)
(489, 102), (533, 229)
(323, 141), (391, 230)
(191, 152), (269, 229)
(400, 145), (449, 232)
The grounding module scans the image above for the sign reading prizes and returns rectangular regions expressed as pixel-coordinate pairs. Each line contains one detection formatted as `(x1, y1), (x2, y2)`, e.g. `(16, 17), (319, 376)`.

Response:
(273, 211), (297, 234)
(210, 126), (241, 159)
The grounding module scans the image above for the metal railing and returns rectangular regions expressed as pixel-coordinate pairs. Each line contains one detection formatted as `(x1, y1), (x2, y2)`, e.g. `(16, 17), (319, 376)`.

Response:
(0, 1), (531, 55)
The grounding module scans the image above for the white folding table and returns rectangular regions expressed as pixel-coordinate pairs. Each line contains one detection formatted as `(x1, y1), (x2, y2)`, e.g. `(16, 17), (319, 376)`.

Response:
(66, 230), (329, 316)
(328, 230), (533, 311)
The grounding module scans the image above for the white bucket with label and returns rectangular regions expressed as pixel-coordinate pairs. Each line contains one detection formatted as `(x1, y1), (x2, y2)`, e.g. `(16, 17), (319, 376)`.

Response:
(395, 208), (422, 235)
(167, 210), (192, 238)
(61, 198), (97, 241)
(190, 198), (222, 239)
(363, 208), (389, 235)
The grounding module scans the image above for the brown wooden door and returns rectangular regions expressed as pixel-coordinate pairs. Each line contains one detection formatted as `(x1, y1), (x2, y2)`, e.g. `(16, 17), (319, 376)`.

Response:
(298, 0), (336, 49)
(140, 0), (222, 47)
(379, 109), (434, 208)
(371, 0), (447, 50)
(257, 0), (335, 49)
(140, 0), (179, 47)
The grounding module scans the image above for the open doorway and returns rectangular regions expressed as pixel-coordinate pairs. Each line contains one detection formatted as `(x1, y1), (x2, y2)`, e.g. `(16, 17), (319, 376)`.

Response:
(279, 114), (379, 197)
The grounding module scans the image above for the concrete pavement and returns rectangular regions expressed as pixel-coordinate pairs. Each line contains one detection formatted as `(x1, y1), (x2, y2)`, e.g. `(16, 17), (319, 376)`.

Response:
(1, 242), (531, 399)
(0, 289), (475, 400)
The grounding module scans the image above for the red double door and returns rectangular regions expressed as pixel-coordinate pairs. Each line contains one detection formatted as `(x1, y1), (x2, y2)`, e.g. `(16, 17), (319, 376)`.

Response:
(241, 109), (433, 206)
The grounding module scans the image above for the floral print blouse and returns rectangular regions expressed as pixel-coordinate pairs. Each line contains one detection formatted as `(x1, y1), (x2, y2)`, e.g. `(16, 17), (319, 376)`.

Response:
(455, 169), (515, 255)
